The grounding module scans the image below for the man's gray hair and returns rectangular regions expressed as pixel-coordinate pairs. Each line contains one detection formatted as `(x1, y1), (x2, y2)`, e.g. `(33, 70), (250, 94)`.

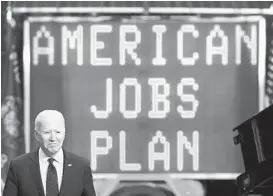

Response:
(34, 110), (65, 131)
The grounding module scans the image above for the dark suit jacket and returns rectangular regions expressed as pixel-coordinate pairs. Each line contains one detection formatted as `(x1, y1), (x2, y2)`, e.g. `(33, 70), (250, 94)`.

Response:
(3, 149), (96, 196)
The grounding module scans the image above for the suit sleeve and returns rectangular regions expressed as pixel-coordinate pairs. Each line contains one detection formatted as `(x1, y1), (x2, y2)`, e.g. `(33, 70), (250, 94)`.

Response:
(2, 160), (18, 196)
(83, 163), (96, 196)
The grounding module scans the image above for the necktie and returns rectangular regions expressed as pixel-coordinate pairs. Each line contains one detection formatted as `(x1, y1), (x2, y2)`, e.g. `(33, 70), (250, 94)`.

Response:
(46, 158), (59, 196)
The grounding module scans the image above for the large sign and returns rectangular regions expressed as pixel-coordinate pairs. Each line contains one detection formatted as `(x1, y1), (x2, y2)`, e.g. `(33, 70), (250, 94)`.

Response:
(24, 16), (265, 177)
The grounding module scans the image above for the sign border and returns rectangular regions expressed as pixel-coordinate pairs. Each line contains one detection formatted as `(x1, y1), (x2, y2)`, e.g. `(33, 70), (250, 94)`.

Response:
(23, 15), (266, 179)
(12, 7), (273, 15)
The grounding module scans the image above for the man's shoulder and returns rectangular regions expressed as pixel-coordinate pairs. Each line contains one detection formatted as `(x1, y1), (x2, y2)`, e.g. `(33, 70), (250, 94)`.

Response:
(13, 151), (34, 161)
(64, 151), (90, 166)
(10, 151), (37, 167)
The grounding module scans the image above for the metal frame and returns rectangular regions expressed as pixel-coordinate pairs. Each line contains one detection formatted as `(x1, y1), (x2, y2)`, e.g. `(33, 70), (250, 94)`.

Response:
(13, 7), (145, 14)
(23, 19), (31, 154)
(149, 7), (273, 15)
(259, 17), (267, 110)
(23, 15), (266, 181)
(12, 7), (273, 15)
(92, 173), (240, 180)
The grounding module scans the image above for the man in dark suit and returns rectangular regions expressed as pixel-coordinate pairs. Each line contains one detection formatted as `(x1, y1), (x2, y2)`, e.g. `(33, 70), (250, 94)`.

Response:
(3, 110), (96, 196)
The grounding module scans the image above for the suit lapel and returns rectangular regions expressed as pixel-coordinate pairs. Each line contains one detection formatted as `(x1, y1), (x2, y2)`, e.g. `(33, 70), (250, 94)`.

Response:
(29, 151), (45, 196)
(60, 150), (73, 196)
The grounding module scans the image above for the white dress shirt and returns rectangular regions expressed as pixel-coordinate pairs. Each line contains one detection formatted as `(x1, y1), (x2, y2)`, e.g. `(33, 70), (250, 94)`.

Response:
(39, 148), (64, 195)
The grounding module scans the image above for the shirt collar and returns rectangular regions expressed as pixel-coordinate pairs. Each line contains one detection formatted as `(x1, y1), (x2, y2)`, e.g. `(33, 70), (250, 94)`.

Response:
(39, 148), (64, 164)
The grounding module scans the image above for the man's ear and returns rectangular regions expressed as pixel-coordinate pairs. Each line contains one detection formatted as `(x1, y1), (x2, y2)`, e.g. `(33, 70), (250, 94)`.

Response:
(34, 130), (40, 141)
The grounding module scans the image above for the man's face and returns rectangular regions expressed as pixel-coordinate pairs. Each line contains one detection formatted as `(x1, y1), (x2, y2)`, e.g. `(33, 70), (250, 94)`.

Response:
(36, 116), (65, 156)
